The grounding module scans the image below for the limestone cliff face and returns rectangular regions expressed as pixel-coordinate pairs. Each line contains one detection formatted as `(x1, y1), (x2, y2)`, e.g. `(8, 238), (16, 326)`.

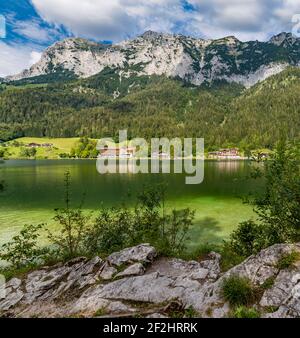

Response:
(7, 32), (300, 88)
(1, 243), (300, 318)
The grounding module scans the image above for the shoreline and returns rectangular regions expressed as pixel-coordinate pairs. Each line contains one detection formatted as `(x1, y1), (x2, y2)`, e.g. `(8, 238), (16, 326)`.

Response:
(1, 157), (251, 161)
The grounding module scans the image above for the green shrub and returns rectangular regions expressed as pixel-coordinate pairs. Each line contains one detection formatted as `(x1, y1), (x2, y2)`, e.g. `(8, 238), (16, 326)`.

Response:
(0, 224), (46, 268)
(94, 308), (107, 317)
(85, 207), (133, 255)
(70, 137), (98, 158)
(181, 243), (219, 261)
(276, 251), (300, 270)
(0, 264), (39, 281)
(220, 242), (245, 272)
(85, 184), (195, 257)
(264, 306), (279, 314)
(261, 276), (276, 290)
(156, 208), (195, 256)
(59, 153), (70, 158)
(184, 306), (199, 318)
(231, 306), (260, 318)
(229, 221), (263, 257)
(229, 141), (300, 258)
(47, 171), (91, 259)
(222, 276), (258, 307)
(19, 147), (37, 158)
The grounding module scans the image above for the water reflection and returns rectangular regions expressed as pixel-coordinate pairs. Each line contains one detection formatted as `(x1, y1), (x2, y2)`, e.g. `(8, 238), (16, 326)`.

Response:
(213, 160), (246, 173)
(96, 159), (205, 185)
(0, 159), (259, 210)
(0, 160), (261, 247)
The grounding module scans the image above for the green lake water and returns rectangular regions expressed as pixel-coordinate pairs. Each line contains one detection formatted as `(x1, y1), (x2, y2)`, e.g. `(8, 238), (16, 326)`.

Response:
(0, 160), (261, 250)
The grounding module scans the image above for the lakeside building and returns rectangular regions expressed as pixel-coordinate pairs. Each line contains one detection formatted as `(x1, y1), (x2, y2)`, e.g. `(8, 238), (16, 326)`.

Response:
(208, 148), (241, 160)
(151, 152), (170, 159)
(98, 146), (136, 159)
(27, 143), (53, 148)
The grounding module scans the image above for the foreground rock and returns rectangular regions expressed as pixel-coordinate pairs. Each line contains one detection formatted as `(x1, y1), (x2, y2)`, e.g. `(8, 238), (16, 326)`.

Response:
(1, 243), (300, 318)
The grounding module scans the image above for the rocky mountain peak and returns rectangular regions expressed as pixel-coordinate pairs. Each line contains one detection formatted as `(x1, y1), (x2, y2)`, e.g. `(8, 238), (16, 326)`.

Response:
(216, 35), (241, 45)
(269, 32), (298, 46)
(139, 30), (163, 39)
(6, 31), (300, 88)
(48, 37), (101, 51)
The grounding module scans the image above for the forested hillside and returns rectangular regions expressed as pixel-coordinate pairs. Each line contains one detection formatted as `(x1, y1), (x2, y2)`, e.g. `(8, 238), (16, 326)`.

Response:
(0, 67), (299, 150)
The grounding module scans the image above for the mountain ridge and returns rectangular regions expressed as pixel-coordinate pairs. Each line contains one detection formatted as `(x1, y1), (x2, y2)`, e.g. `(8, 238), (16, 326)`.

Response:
(6, 31), (300, 88)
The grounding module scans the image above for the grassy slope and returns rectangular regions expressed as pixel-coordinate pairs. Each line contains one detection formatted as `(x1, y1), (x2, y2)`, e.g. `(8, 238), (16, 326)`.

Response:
(4, 137), (81, 159)
(2, 137), (136, 159)
(16, 137), (81, 151)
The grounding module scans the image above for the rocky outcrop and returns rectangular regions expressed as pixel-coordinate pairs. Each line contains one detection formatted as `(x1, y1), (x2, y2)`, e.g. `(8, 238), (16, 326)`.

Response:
(6, 32), (300, 88)
(1, 243), (300, 318)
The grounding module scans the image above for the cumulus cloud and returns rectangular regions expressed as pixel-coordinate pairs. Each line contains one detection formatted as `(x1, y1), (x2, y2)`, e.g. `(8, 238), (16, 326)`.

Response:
(29, 51), (42, 64)
(2, 0), (300, 77)
(188, 0), (300, 40)
(30, 0), (300, 42)
(0, 41), (41, 77)
(13, 19), (53, 43)
(31, 0), (189, 41)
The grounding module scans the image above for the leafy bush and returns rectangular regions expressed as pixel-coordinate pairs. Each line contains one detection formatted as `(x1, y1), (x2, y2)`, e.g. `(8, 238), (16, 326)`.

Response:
(184, 306), (199, 318)
(85, 207), (133, 255)
(264, 306), (279, 314)
(219, 242), (245, 272)
(276, 251), (300, 270)
(156, 209), (194, 256)
(47, 171), (91, 259)
(229, 221), (263, 257)
(261, 277), (276, 290)
(85, 184), (195, 256)
(0, 224), (46, 268)
(180, 243), (218, 261)
(229, 141), (300, 257)
(70, 137), (98, 158)
(222, 276), (258, 307)
(231, 306), (260, 318)
(59, 153), (70, 159)
(19, 147), (37, 158)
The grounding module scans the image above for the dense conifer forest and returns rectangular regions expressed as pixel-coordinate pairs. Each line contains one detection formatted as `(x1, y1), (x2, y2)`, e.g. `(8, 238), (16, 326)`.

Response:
(1, 67), (299, 150)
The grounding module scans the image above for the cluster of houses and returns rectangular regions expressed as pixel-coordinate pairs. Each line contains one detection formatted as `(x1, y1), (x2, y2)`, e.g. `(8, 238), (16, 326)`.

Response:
(98, 147), (136, 159)
(208, 148), (241, 160)
(26, 143), (53, 148)
(98, 147), (171, 159)
(150, 152), (170, 159)
(99, 147), (243, 160)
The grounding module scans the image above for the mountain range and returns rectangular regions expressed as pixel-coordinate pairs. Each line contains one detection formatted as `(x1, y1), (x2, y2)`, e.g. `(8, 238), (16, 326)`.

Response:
(6, 31), (300, 88)
(0, 32), (300, 150)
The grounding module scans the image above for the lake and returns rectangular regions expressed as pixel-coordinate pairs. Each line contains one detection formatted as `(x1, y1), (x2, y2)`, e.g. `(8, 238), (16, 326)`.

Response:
(0, 159), (261, 250)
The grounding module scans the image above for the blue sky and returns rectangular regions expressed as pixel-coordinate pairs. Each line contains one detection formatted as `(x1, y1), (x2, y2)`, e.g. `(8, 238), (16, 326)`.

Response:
(1, 0), (300, 77)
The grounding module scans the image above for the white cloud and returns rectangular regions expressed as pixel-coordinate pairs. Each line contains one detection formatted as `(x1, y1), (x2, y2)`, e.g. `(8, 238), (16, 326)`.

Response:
(187, 0), (300, 40)
(2, 0), (300, 77)
(13, 20), (52, 43)
(0, 42), (41, 77)
(31, 0), (188, 41)
(30, 0), (300, 42)
(30, 51), (42, 64)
